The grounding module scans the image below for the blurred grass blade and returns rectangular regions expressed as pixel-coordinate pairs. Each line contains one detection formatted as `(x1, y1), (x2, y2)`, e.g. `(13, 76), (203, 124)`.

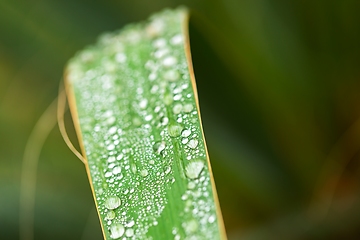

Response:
(65, 7), (226, 240)
(19, 98), (58, 240)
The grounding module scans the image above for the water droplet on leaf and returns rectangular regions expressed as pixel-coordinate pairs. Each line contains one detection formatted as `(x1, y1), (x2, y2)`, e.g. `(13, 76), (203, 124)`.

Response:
(183, 103), (193, 113)
(208, 215), (216, 223)
(140, 169), (149, 177)
(153, 141), (166, 155)
(188, 139), (198, 149)
(181, 129), (191, 137)
(185, 160), (204, 179)
(173, 103), (182, 114)
(188, 181), (196, 189)
(164, 70), (179, 81)
(126, 220), (135, 227)
(164, 93), (173, 105)
(112, 166), (121, 175)
(153, 38), (167, 48)
(162, 56), (177, 67)
(105, 211), (116, 220)
(105, 196), (122, 210)
(164, 166), (171, 175)
(160, 117), (169, 126)
(145, 114), (153, 121)
(183, 219), (199, 234)
(125, 228), (134, 237)
(109, 223), (125, 239)
(105, 171), (113, 178)
(115, 53), (127, 63)
(139, 99), (148, 109)
(168, 124), (183, 137)
(171, 34), (183, 45)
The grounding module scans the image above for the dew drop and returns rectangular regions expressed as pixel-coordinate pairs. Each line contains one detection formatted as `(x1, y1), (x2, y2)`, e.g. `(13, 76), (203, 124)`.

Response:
(94, 125), (101, 132)
(173, 87), (182, 94)
(164, 70), (180, 81)
(113, 166), (121, 175)
(153, 38), (167, 48)
(188, 139), (198, 149)
(105, 211), (116, 220)
(105, 196), (121, 210)
(168, 124), (183, 137)
(181, 138), (189, 144)
(137, 87), (143, 94)
(154, 48), (169, 58)
(164, 166), (171, 175)
(183, 103), (194, 113)
(125, 228), (134, 237)
(160, 116), (169, 126)
(164, 93), (173, 105)
(153, 141), (166, 155)
(140, 169), (149, 177)
(185, 160), (204, 179)
(145, 60), (155, 69)
(145, 114), (153, 121)
(171, 34), (183, 45)
(151, 85), (159, 93)
(173, 103), (183, 114)
(105, 171), (113, 178)
(149, 72), (157, 81)
(173, 94), (182, 101)
(162, 56), (177, 67)
(146, 19), (165, 37)
(152, 107), (160, 115)
(139, 99), (148, 109)
(208, 215), (216, 223)
(127, 220), (135, 227)
(109, 223), (125, 239)
(108, 126), (118, 135)
(132, 117), (142, 126)
(107, 144), (115, 151)
(131, 164), (137, 174)
(188, 181), (196, 189)
(98, 188), (104, 195)
(181, 129), (191, 137)
(181, 194), (188, 200)
(115, 53), (127, 63)
(183, 219), (199, 234)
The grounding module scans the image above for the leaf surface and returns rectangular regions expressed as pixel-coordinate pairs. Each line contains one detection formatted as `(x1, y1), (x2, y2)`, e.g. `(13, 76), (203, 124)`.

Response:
(66, 7), (226, 240)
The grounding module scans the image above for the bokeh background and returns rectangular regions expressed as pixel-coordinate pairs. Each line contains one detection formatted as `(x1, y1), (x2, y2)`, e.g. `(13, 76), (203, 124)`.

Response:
(1, 0), (360, 239)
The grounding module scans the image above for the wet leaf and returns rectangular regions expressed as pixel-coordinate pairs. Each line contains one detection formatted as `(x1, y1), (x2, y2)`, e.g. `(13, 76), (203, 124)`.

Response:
(65, 7), (226, 240)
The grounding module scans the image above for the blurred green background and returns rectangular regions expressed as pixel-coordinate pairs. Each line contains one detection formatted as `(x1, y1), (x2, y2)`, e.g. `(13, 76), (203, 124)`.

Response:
(1, 0), (360, 239)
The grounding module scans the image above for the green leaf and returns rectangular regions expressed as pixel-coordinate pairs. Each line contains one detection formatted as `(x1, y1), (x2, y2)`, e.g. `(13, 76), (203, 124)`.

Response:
(65, 7), (226, 240)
